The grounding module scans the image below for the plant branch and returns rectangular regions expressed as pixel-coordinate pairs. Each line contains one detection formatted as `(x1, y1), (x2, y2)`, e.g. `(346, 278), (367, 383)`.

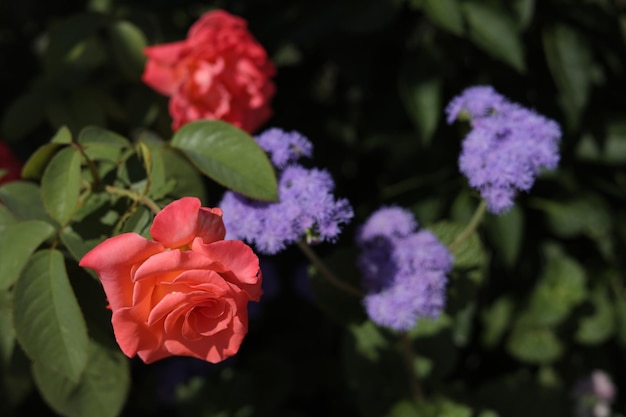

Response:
(296, 239), (363, 298)
(400, 332), (424, 405)
(105, 185), (162, 215)
(449, 199), (487, 252)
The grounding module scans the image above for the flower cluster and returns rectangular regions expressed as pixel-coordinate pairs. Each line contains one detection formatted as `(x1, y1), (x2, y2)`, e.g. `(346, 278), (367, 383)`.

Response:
(0, 141), (22, 185)
(446, 86), (561, 214)
(219, 128), (353, 255)
(80, 197), (262, 364)
(356, 207), (453, 331)
(142, 9), (276, 133)
(572, 370), (616, 417)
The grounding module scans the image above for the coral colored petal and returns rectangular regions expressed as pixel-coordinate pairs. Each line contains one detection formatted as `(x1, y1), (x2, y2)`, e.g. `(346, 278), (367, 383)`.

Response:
(197, 207), (226, 243)
(111, 307), (161, 358)
(150, 197), (201, 248)
(192, 239), (262, 301)
(79, 233), (164, 310)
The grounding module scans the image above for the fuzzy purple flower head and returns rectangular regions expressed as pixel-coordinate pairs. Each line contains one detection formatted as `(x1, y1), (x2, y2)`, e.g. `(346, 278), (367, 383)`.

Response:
(356, 206), (454, 331)
(446, 86), (561, 214)
(218, 128), (353, 255)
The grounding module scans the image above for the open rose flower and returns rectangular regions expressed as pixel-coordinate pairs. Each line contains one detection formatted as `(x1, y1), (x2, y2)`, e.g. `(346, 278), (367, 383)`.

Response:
(0, 141), (22, 185)
(79, 197), (262, 364)
(142, 9), (276, 133)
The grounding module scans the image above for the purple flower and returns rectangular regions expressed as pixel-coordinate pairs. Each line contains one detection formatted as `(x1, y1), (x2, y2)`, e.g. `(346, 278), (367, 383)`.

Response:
(254, 128), (313, 169)
(446, 86), (561, 214)
(572, 370), (616, 417)
(219, 128), (353, 255)
(357, 206), (453, 331)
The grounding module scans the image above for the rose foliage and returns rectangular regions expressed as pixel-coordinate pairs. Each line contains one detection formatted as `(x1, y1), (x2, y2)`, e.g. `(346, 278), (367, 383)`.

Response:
(2, 2), (626, 417)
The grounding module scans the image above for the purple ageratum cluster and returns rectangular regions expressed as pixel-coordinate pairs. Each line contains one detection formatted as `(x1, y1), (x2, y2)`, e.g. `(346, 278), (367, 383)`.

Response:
(356, 206), (454, 331)
(219, 128), (353, 255)
(446, 86), (561, 214)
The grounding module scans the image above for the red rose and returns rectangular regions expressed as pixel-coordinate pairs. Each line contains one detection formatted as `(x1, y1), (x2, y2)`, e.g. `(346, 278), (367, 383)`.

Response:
(79, 197), (262, 364)
(142, 9), (276, 133)
(0, 141), (22, 185)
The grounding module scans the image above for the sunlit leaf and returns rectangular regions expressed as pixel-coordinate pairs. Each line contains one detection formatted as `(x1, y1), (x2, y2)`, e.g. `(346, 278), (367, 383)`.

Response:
(171, 120), (278, 201)
(33, 340), (129, 417)
(41, 146), (83, 226)
(13, 250), (88, 382)
(0, 220), (56, 290)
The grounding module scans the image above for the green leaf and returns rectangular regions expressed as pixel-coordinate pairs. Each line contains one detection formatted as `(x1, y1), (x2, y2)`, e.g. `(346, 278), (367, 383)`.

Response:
(511, 0), (535, 30)
(0, 181), (53, 223)
(575, 286), (614, 345)
(526, 245), (586, 327)
(462, 1), (525, 72)
(0, 220), (56, 290)
(77, 126), (131, 164)
(33, 340), (130, 417)
(51, 126), (73, 144)
(13, 250), (88, 382)
(171, 120), (278, 201)
(21, 143), (65, 181)
(542, 24), (593, 129)
(481, 297), (514, 348)
(0, 289), (14, 366)
(486, 205), (524, 267)
(399, 76), (442, 146)
(41, 146), (83, 226)
(429, 220), (487, 272)
(108, 20), (148, 79)
(60, 227), (95, 264)
(423, 0), (464, 35)
(0, 205), (16, 235)
(507, 316), (562, 364)
(1, 91), (46, 141)
(576, 121), (626, 165)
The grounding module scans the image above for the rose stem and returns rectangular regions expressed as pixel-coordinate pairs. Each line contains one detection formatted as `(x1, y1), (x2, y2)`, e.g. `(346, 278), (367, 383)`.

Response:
(400, 332), (425, 405)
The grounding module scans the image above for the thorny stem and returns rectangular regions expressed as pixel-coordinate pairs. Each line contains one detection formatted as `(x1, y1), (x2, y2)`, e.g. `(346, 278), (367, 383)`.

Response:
(400, 332), (424, 405)
(295, 239), (363, 298)
(449, 199), (487, 252)
(105, 185), (162, 215)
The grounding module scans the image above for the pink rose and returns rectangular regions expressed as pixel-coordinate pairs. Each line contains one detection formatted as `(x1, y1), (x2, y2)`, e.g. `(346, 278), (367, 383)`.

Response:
(142, 9), (276, 133)
(0, 141), (22, 185)
(79, 197), (262, 364)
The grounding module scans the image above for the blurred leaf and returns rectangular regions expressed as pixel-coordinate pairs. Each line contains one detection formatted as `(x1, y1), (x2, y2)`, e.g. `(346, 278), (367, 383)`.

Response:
(408, 314), (452, 339)
(462, 1), (526, 72)
(429, 220), (487, 274)
(422, 0), (465, 35)
(33, 340), (129, 417)
(511, 0), (535, 30)
(507, 316), (563, 364)
(542, 23), (593, 129)
(576, 286), (614, 345)
(171, 120), (278, 201)
(576, 121), (626, 165)
(60, 227), (96, 265)
(108, 20), (147, 80)
(0, 182), (54, 223)
(41, 146), (83, 226)
(118, 205), (152, 237)
(399, 76), (442, 146)
(0, 205), (16, 234)
(21, 143), (65, 181)
(414, 398), (473, 417)
(486, 205), (524, 267)
(44, 12), (106, 74)
(0, 220), (56, 290)
(51, 126), (73, 144)
(1, 91), (47, 141)
(0, 290), (14, 366)
(13, 250), (88, 382)
(526, 245), (586, 326)
(481, 297), (514, 348)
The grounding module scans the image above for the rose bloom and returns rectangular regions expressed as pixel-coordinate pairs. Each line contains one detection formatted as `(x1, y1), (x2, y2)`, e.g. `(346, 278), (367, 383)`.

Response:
(142, 9), (276, 133)
(79, 197), (262, 364)
(0, 141), (22, 185)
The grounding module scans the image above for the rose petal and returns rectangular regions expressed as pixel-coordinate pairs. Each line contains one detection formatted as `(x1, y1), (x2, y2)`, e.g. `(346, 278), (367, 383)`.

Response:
(197, 207), (226, 243)
(111, 307), (160, 358)
(150, 197), (201, 248)
(191, 238), (262, 301)
(79, 233), (164, 310)
(142, 41), (188, 95)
